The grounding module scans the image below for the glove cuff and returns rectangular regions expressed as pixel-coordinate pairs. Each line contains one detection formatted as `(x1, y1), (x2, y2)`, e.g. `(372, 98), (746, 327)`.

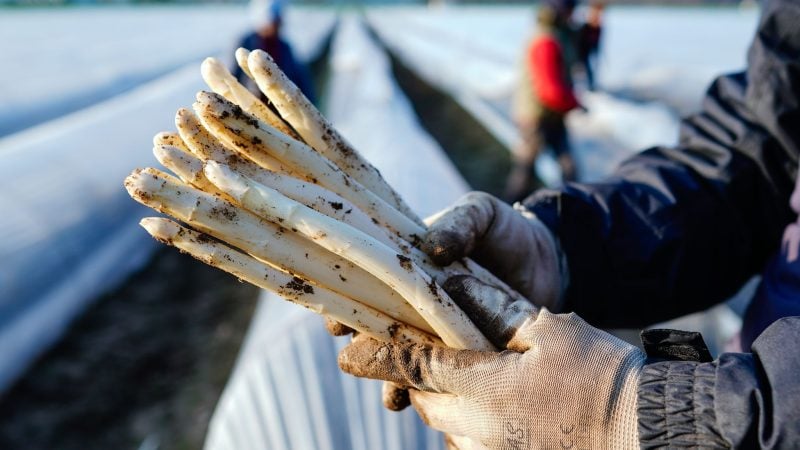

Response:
(607, 352), (646, 449)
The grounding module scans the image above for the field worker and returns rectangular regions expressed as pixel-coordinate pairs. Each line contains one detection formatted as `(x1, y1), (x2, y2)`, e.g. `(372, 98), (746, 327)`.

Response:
(507, 0), (582, 202)
(338, 0), (800, 447)
(577, 2), (603, 91)
(233, 0), (316, 104)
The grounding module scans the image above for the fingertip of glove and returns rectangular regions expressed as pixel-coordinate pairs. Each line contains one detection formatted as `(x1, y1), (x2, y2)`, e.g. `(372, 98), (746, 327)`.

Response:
(421, 229), (465, 266)
(382, 382), (411, 411)
(337, 337), (387, 377)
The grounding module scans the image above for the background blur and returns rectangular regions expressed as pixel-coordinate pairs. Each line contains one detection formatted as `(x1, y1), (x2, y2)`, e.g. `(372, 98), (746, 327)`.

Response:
(1, 1), (759, 448)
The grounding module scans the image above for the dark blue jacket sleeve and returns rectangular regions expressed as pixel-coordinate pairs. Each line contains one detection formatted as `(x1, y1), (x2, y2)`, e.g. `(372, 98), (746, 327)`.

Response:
(638, 317), (800, 448)
(523, 0), (800, 328)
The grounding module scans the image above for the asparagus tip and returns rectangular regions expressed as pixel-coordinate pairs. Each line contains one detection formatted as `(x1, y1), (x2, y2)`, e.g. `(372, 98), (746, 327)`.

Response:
(140, 217), (181, 244)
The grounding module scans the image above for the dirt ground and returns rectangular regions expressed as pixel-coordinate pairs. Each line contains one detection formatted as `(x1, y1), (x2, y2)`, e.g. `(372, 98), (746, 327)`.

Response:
(0, 249), (259, 450)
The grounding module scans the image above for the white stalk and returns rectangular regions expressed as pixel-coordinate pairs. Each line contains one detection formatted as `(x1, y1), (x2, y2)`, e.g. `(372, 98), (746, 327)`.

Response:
(234, 47), (254, 80)
(125, 167), (432, 333)
(201, 57), (298, 139)
(204, 161), (495, 351)
(141, 217), (440, 346)
(153, 131), (189, 151)
(176, 108), (416, 253)
(175, 107), (295, 177)
(194, 91), (422, 241)
(191, 94), (522, 300)
(247, 49), (423, 225)
(152, 144), (227, 198)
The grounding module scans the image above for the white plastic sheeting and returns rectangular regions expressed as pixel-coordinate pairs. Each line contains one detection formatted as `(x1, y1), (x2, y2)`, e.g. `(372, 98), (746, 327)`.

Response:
(0, 9), (335, 394)
(0, 66), (200, 393)
(203, 16), (470, 450)
(0, 7), (335, 137)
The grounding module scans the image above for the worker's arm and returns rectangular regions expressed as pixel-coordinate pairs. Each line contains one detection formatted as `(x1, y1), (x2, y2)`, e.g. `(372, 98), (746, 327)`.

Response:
(339, 270), (800, 448)
(523, 0), (800, 327)
(638, 316), (800, 448)
(418, 0), (798, 328)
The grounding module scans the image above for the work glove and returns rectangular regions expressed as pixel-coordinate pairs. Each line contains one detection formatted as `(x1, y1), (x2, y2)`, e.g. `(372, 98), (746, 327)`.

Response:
(339, 276), (645, 449)
(422, 191), (566, 312)
(335, 191), (569, 413)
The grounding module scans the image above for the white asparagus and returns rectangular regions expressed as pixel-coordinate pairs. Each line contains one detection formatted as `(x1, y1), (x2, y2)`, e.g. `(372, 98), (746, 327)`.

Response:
(153, 131), (189, 151)
(194, 91), (422, 240)
(153, 144), (228, 198)
(125, 167), (433, 333)
(175, 108), (296, 178)
(141, 217), (441, 346)
(247, 49), (423, 226)
(160, 131), (476, 288)
(204, 161), (495, 351)
(166, 122), (450, 284)
(192, 93), (525, 302)
(200, 57), (298, 139)
(176, 108), (415, 251)
(234, 47), (254, 80)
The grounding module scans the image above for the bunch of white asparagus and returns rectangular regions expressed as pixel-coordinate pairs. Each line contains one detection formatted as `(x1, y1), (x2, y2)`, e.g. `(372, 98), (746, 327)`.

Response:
(125, 49), (523, 352)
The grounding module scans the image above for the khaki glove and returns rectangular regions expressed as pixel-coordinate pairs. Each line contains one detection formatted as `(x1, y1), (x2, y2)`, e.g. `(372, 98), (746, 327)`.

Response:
(339, 276), (644, 449)
(422, 192), (566, 312)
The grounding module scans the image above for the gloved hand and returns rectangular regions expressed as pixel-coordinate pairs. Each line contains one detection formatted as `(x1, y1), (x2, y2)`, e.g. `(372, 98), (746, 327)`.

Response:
(334, 191), (569, 413)
(339, 276), (645, 449)
(422, 192), (566, 312)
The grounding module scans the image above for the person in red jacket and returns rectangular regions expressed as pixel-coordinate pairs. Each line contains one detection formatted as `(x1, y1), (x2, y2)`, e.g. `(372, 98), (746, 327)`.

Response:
(507, 0), (581, 202)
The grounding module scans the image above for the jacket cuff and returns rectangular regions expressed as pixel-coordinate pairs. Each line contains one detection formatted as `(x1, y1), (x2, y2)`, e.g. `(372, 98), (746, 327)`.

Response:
(637, 361), (729, 448)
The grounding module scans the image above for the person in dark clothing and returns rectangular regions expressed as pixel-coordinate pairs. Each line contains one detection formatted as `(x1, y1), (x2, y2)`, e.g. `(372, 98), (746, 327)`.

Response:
(232, 0), (315, 104)
(577, 2), (603, 91)
(337, 0), (800, 447)
(740, 172), (800, 351)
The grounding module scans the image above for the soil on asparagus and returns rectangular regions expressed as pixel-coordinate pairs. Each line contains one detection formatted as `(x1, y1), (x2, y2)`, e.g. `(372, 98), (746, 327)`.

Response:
(0, 248), (259, 450)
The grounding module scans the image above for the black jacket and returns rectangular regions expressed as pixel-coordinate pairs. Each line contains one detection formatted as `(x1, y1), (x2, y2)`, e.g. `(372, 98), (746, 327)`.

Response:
(523, 0), (800, 447)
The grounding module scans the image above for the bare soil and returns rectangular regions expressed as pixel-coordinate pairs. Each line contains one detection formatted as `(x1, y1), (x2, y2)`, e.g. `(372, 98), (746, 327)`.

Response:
(0, 248), (260, 450)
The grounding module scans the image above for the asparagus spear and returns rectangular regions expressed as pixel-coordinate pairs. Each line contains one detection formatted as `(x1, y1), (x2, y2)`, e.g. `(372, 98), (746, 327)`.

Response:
(191, 92), (529, 303)
(194, 91), (421, 241)
(125, 167), (433, 333)
(165, 122), (457, 293)
(140, 217), (440, 346)
(234, 47), (254, 80)
(204, 161), (495, 351)
(200, 57), (298, 139)
(153, 144), (228, 199)
(175, 107), (296, 178)
(246, 49), (423, 226)
(153, 131), (189, 151)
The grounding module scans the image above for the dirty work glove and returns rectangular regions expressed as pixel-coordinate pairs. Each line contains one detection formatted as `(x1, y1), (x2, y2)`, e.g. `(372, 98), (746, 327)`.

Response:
(391, 191), (566, 412)
(339, 276), (644, 449)
(422, 192), (566, 312)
